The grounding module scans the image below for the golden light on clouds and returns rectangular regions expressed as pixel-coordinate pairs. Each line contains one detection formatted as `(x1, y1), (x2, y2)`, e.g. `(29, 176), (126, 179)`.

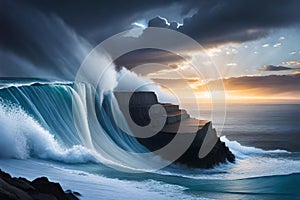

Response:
(293, 71), (300, 75)
(205, 47), (222, 57)
(192, 87), (300, 104)
(283, 60), (300, 66)
(157, 74), (300, 104)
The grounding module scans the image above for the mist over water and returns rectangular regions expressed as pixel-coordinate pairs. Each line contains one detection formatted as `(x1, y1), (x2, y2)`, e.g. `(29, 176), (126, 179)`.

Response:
(116, 67), (178, 103)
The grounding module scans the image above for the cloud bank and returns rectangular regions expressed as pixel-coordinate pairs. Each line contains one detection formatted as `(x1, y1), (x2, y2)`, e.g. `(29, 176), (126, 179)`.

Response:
(148, 0), (300, 46)
(196, 74), (300, 99)
(259, 65), (298, 71)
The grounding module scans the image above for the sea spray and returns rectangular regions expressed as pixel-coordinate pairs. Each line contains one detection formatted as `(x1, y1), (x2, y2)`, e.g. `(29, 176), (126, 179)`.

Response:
(0, 98), (96, 163)
(220, 136), (289, 159)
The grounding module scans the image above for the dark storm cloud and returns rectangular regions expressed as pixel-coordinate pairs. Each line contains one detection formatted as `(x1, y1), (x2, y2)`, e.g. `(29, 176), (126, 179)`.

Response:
(148, 0), (300, 46)
(114, 49), (188, 70)
(22, 0), (181, 44)
(9, 0), (300, 48)
(259, 65), (300, 72)
(0, 0), (186, 78)
(2, 0), (300, 78)
(0, 1), (92, 79)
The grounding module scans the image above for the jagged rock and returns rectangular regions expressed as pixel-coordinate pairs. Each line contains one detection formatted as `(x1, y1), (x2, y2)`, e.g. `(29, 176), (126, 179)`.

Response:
(65, 190), (81, 199)
(30, 193), (57, 200)
(0, 170), (79, 200)
(0, 169), (12, 180)
(7, 178), (35, 192)
(0, 178), (33, 200)
(31, 177), (73, 200)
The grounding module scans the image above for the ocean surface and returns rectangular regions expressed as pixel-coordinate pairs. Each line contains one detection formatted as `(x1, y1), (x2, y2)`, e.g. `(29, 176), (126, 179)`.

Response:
(0, 79), (299, 200)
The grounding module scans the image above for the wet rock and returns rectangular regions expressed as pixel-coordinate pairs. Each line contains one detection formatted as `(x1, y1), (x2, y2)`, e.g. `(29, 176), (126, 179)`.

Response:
(0, 170), (79, 200)
(31, 177), (69, 200)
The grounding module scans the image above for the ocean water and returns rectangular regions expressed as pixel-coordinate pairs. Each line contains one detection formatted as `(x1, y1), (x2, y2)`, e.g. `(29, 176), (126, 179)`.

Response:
(186, 103), (300, 152)
(0, 79), (299, 200)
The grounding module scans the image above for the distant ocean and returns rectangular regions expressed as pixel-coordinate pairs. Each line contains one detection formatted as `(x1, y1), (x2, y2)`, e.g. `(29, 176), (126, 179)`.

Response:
(0, 79), (299, 200)
(187, 103), (300, 152)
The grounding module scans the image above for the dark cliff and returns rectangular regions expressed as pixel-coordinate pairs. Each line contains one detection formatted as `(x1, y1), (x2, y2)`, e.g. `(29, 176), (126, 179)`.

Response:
(114, 91), (235, 168)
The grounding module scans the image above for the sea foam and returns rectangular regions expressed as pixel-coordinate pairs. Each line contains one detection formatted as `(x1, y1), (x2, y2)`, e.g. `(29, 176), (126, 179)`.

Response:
(0, 100), (96, 163)
(220, 136), (289, 159)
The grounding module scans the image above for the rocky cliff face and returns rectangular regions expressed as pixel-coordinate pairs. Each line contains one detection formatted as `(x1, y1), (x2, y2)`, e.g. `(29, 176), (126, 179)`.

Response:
(114, 91), (235, 168)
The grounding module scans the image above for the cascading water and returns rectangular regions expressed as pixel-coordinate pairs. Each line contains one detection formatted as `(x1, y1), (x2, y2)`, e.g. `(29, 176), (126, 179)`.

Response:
(0, 80), (168, 171)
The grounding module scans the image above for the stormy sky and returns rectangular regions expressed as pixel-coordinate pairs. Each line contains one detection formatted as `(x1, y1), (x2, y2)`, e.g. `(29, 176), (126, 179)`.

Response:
(1, 0), (300, 99)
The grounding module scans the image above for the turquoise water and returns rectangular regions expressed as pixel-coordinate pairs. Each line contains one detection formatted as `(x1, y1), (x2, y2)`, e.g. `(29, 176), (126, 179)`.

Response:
(0, 79), (299, 199)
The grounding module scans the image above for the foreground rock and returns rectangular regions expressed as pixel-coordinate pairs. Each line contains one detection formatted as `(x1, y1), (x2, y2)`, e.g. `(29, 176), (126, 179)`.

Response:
(114, 91), (235, 168)
(0, 169), (80, 200)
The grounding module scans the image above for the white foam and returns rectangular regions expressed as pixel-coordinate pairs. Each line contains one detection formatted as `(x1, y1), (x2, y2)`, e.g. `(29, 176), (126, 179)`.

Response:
(156, 136), (297, 180)
(0, 81), (72, 90)
(0, 100), (96, 163)
(0, 159), (208, 200)
(220, 136), (289, 159)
